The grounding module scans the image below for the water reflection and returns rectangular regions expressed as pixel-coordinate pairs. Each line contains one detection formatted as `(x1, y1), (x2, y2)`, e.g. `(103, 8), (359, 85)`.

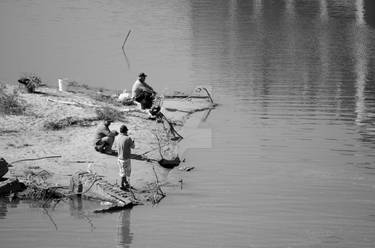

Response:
(0, 197), (9, 219)
(356, 0), (365, 25)
(320, 0), (328, 21)
(190, 0), (375, 153)
(0, 196), (21, 219)
(1, 0), (375, 246)
(364, 0), (375, 28)
(117, 210), (133, 248)
(69, 197), (134, 247)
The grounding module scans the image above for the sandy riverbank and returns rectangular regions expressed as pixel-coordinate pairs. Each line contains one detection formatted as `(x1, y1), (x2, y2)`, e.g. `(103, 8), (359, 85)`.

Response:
(0, 82), (214, 199)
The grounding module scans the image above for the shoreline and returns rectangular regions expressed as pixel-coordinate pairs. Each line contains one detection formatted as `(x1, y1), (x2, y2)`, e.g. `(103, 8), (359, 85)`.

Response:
(0, 82), (215, 206)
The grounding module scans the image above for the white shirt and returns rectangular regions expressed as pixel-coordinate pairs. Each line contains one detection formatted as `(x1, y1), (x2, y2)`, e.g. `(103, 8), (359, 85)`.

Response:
(131, 79), (153, 98)
(132, 80), (144, 98)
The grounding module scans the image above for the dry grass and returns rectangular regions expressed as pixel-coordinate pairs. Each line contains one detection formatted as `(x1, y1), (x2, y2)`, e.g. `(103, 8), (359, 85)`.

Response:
(95, 106), (126, 122)
(43, 116), (97, 130)
(0, 83), (26, 115)
(43, 106), (125, 130)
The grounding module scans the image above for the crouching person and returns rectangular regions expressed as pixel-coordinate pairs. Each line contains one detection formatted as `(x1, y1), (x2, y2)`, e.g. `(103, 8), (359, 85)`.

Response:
(131, 72), (156, 110)
(94, 119), (118, 154)
(113, 125), (135, 191)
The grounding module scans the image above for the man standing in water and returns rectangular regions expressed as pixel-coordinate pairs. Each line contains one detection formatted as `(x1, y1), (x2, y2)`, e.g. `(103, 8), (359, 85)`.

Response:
(131, 72), (156, 109)
(113, 125), (135, 191)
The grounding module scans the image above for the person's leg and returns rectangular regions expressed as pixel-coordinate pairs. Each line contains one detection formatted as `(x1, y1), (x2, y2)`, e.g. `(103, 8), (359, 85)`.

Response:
(118, 159), (131, 190)
(120, 176), (129, 189)
(124, 159), (131, 187)
(95, 140), (106, 152)
(143, 92), (153, 109)
(135, 92), (147, 109)
(118, 159), (127, 190)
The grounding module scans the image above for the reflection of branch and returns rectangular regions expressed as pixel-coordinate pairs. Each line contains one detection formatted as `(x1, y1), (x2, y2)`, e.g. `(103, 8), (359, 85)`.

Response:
(122, 52), (131, 69)
(152, 166), (165, 205)
(42, 207), (58, 230)
(201, 108), (213, 122)
(80, 213), (96, 232)
(122, 30), (132, 69)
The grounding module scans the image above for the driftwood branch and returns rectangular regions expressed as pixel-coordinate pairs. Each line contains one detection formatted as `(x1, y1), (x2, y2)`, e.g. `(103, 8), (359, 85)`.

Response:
(47, 98), (99, 108)
(10, 155), (62, 165)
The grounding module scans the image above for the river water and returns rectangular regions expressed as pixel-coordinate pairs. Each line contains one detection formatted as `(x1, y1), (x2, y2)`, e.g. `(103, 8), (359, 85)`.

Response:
(1, 0), (375, 247)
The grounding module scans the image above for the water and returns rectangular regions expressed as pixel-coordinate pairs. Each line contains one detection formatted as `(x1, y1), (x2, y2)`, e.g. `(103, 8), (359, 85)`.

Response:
(1, 0), (375, 247)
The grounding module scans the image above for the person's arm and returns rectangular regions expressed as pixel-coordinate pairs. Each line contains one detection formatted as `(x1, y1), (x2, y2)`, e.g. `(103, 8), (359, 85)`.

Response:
(112, 137), (118, 150)
(96, 126), (111, 137)
(142, 82), (156, 94)
(130, 138), (135, 149)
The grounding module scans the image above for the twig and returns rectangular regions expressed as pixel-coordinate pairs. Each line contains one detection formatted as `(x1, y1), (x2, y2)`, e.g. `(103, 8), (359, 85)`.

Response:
(122, 30), (132, 69)
(47, 98), (78, 106)
(122, 30), (132, 50)
(10, 155), (62, 165)
(200, 87), (214, 103)
(47, 98), (99, 108)
(152, 165), (161, 186)
(141, 143), (170, 156)
(160, 113), (183, 140)
(153, 133), (164, 159)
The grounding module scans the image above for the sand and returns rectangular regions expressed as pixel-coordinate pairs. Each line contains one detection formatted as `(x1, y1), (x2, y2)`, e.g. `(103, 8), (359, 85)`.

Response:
(0, 83), (214, 194)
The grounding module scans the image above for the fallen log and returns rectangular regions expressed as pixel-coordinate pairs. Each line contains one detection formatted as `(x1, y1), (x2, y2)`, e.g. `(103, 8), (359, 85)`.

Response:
(69, 171), (135, 207)
(0, 158), (9, 178)
(0, 178), (25, 195)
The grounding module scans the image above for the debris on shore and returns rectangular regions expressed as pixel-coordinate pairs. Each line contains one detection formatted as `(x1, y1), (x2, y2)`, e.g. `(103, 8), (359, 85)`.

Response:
(0, 82), (216, 211)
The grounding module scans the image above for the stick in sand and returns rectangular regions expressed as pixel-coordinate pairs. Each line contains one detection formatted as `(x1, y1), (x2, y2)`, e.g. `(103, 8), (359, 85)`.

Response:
(122, 30), (132, 69)
(10, 155), (62, 165)
(122, 29), (132, 50)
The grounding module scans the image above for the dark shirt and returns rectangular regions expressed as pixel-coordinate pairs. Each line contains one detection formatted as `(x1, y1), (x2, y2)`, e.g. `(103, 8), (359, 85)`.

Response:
(94, 123), (112, 145)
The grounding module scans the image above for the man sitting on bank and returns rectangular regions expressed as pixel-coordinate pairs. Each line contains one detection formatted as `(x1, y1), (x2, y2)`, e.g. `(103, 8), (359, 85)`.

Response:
(94, 119), (118, 154)
(131, 72), (156, 109)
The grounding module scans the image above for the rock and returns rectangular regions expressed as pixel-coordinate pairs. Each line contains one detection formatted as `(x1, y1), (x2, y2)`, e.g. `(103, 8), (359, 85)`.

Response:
(0, 178), (25, 196)
(0, 158), (9, 178)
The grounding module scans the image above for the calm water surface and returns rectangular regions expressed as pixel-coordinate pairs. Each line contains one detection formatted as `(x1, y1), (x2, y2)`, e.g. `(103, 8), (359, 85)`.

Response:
(1, 0), (375, 247)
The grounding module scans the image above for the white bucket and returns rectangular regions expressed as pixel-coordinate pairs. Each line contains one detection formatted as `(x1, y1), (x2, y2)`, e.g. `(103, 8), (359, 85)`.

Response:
(58, 78), (69, 91)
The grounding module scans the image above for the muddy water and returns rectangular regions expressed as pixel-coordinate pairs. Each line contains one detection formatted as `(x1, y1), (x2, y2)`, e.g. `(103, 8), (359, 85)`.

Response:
(1, 0), (375, 247)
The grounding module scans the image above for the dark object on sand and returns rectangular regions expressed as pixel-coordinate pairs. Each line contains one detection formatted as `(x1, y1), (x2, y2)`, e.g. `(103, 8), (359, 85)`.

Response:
(158, 157), (181, 169)
(135, 91), (154, 109)
(0, 158), (9, 178)
(18, 76), (41, 93)
(69, 171), (135, 206)
(149, 105), (161, 116)
(0, 178), (25, 196)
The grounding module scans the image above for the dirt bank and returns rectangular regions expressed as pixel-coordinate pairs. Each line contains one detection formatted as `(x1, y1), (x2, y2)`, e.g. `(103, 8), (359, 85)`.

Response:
(0, 82), (214, 199)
